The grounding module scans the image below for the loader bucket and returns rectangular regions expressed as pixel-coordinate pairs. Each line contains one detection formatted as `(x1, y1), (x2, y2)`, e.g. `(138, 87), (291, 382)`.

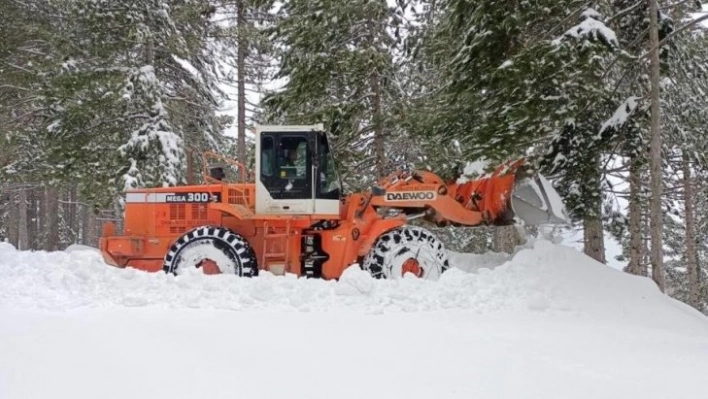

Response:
(510, 173), (569, 226)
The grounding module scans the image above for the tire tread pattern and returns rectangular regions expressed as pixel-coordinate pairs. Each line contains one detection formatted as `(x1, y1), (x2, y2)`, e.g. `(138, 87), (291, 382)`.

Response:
(361, 225), (449, 279)
(163, 225), (258, 277)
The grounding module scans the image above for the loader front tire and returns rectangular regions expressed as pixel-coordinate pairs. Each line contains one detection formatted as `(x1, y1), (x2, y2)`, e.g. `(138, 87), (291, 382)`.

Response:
(361, 225), (449, 280)
(163, 226), (257, 277)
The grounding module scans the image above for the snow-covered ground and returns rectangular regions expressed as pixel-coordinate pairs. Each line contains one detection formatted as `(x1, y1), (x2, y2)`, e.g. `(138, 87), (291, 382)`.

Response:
(558, 226), (627, 270)
(1, 239), (707, 399)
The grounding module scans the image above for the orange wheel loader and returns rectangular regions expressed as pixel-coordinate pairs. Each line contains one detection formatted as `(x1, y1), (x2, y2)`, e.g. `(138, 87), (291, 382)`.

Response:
(99, 124), (569, 280)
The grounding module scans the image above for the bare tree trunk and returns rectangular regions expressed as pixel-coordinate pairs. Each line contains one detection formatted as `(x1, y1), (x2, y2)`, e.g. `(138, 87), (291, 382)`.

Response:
(627, 161), (644, 275)
(60, 185), (77, 246)
(0, 186), (6, 239)
(81, 204), (92, 246)
(186, 149), (194, 184)
(237, 0), (247, 164)
(86, 208), (97, 247)
(18, 187), (29, 250)
(68, 185), (78, 243)
(45, 185), (60, 251)
(7, 189), (19, 247)
(30, 187), (41, 249)
(648, 0), (665, 292)
(144, 25), (154, 65)
(370, 73), (384, 176)
(81, 205), (88, 245)
(584, 155), (605, 263)
(682, 152), (699, 307)
(584, 217), (606, 263)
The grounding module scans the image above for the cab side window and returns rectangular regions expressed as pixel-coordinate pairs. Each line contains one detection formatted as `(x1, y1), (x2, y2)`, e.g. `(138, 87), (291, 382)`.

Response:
(261, 136), (274, 177)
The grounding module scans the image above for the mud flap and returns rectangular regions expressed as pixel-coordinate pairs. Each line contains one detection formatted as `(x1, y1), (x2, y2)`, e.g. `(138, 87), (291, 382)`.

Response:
(510, 174), (569, 225)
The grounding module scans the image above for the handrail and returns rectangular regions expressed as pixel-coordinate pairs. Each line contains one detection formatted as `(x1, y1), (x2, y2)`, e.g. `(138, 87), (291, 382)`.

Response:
(201, 151), (254, 183)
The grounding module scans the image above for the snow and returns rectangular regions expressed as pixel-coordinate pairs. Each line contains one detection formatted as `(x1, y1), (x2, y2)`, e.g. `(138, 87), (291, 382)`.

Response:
(552, 8), (619, 48)
(172, 54), (205, 85)
(456, 158), (492, 183)
(498, 60), (513, 69)
(1, 239), (707, 399)
(557, 225), (626, 271)
(175, 241), (239, 274)
(118, 64), (186, 189)
(580, 8), (603, 21)
(600, 96), (640, 135)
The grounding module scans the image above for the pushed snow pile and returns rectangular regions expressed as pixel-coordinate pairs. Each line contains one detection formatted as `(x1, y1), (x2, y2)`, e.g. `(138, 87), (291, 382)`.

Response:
(0, 239), (706, 326)
(0, 241), (15, 253)
(2, 240), (708, 399)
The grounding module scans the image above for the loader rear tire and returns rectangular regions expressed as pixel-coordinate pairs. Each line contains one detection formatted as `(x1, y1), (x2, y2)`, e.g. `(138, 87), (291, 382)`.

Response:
(163, 226), (257, 277)
(361, 225), (449, 280)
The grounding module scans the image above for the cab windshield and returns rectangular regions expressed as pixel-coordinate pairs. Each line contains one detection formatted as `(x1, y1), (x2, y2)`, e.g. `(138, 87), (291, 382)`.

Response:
(317, 133), (342, 199)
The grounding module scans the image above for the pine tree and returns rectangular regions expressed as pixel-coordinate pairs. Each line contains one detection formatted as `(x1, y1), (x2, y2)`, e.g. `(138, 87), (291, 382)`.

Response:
(4, 0), (239, 207)
(427, 2), (625, 262)
(397, 0), (468, 179)
(608, 0), (706, 292)
(209, 0), (278, 165)
(403, 1), (636, 260)
(659, 15), (708, 309)
(261, 0), (408, 188)
(0, 0), (59, 182)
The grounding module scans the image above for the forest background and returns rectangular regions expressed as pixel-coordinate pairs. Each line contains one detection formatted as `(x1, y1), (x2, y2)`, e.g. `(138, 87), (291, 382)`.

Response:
(1, 0), (707, 313)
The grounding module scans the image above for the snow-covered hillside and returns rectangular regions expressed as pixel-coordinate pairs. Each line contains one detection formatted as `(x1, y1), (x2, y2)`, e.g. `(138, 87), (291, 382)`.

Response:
(1, 240), (707, 399)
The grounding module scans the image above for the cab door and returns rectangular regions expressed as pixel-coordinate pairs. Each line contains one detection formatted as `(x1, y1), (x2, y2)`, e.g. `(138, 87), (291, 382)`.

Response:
(255, 125), (318, 215)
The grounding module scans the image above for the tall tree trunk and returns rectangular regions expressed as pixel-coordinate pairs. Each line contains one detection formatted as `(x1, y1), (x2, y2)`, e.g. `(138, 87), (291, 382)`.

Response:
(370, 73), (384, 176)
(82, 204), (98, 247)
(584, 217), (605, 263)
(186, 149), (194, 184)
(0, 186), (5, 239)
(18, 187), (29, 250)
(682, 152), (698, 308)
(648, 0), (665, 292)
(81, 205), (89, 245)
(30, 187), (40, 249)
(68, 185), (78, 243)
(88, 208), (98, 247)
(584, 156), (605, 263)
(627, 160), (644, 275)
(45, 185), (60, 251)
(237, 0), (247, 165)
(60, 185), (77, 246)
(7, 188), (19, 247)
(144, 26), (154, 65)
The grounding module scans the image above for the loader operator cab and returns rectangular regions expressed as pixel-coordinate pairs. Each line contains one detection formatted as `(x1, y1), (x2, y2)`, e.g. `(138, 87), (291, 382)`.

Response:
(255, 124), (343, 216)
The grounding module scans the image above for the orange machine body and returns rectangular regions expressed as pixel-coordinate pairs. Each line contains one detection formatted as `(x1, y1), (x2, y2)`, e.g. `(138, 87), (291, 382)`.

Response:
(101, 183), (403, 279)
(99, 158), (525, 280)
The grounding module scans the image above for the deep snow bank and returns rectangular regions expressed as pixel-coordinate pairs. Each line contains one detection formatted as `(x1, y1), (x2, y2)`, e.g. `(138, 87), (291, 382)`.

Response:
(1, 239), (706, 331)
(2, 240), (708, 399)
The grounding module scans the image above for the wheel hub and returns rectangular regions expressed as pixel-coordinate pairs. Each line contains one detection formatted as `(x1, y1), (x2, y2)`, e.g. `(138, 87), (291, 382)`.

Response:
(401, 258), (424, 278)
(199, 259), (221, 275)
(175, 239), (236, 275)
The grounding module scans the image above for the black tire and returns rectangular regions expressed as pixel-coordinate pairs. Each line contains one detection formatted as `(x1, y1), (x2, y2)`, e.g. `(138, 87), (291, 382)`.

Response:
(361, 225), (450, 280)
(163, 225), (258, 277)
